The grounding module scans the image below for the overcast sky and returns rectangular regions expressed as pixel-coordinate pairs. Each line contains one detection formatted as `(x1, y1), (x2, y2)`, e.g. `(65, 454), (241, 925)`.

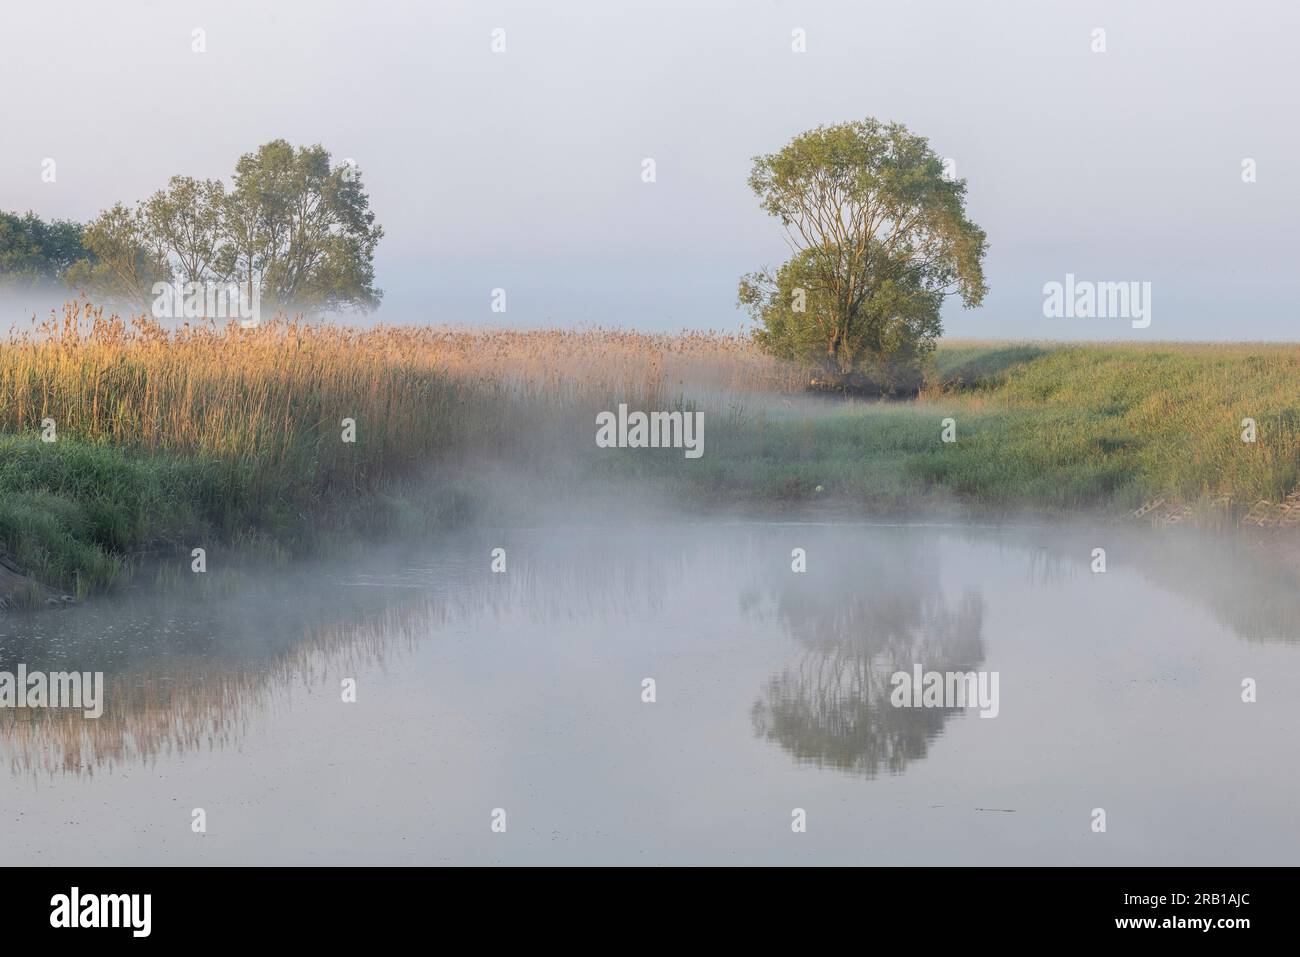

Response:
(3, 0), (1298, 339)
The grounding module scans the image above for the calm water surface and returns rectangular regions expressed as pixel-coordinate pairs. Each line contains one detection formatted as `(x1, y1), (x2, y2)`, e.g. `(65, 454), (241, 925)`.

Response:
(2, 521), (1297, 865)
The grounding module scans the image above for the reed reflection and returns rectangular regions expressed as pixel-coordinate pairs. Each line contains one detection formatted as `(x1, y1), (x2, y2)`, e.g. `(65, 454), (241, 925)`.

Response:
(5, 522), (1298, 780)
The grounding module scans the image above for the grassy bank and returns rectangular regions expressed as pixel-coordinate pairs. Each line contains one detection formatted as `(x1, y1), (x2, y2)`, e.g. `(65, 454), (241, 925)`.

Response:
(0, 305), (482, 595)
(2, 302), (1299, 598)
(0, 303), (795, 596)
(613, 341), (1300, 515)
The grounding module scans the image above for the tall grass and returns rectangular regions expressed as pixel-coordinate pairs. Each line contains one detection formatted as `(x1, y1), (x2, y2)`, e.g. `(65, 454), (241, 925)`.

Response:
(0, 304), (803, 461)
(0, 304), (474, 495)
(2, 303), (1298, 594)
(0, 303), (803, 592)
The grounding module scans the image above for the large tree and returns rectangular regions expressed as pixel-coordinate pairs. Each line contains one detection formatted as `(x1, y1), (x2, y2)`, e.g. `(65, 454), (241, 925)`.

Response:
(738, 119), (987, 392)
(143, 176), (228, 288)
(66, 140), (384, 315)
(217, 140), (384, 313)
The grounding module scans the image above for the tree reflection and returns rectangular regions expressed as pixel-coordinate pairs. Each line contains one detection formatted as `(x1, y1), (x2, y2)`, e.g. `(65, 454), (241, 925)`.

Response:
(750, 538), (985, 776)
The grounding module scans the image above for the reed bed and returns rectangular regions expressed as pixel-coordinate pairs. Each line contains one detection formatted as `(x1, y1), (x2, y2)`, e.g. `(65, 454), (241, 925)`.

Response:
(0, 303), (805, 592)
(2, 301), (1299, 595)
(0, 303), (804, 462)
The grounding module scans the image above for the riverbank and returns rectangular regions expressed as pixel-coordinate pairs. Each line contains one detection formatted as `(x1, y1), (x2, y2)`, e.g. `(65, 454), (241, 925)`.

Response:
(2, 302), (1298, 602)
(590, 340), (1300, 522)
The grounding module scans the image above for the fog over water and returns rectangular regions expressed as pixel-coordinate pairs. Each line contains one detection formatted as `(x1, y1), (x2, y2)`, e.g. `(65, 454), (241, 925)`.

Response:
(3, 518), (1297, 864)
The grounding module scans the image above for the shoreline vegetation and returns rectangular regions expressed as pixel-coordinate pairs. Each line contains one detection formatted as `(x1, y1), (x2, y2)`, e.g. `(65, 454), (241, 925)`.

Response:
(2, 301), (1299, 606)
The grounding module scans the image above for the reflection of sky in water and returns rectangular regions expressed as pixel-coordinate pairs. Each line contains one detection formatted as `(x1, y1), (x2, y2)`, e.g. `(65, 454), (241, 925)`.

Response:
(1, 522), (1299, 864)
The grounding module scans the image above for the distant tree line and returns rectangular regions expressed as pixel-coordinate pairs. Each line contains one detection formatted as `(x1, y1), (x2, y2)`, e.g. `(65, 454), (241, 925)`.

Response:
(0, 139), (383, 315)
(0, 211), (90, 287)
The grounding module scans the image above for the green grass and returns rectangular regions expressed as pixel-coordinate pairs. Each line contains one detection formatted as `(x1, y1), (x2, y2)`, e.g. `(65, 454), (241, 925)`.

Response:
(5, 337), (1300, 596)
(598, 341), (1300, 514)
(0, 434), (477, 595)
(0, 436), (248, 592)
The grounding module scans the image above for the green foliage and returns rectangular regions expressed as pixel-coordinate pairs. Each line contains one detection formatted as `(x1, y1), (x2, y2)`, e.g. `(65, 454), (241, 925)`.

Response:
(739, 119), (987, 389)
(66, 202), (170, 304)
(0, 211), (91, 287)
(60, 140), (384, 314)
(0, 436), (233, 591)
(218, 140), (384, 312)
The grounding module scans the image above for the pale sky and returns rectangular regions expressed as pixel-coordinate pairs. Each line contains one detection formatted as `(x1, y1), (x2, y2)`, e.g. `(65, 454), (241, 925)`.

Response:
(2, 0), (1297, 339)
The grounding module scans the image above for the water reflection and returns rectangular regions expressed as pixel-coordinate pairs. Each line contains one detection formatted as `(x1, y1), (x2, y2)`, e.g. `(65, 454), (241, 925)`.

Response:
(0, 532), (717, 776)
(3, 522), (1300, 780)
(0, 578), (440, 776)
(748, 533), (985, 775)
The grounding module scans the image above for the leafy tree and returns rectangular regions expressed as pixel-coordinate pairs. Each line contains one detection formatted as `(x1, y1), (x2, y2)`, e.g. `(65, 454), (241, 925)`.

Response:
(64, 140), (384, 315)
(216, 140), (384, 312)
(143, 176), (228, 286)
(65, 203), (170, 305)
(738, 119), (987, 392)
(0, 211), (90, 287)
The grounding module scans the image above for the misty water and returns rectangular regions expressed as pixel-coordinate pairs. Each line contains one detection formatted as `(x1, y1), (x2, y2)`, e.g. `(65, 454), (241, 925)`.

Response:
(2, 519), (1298, 865)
